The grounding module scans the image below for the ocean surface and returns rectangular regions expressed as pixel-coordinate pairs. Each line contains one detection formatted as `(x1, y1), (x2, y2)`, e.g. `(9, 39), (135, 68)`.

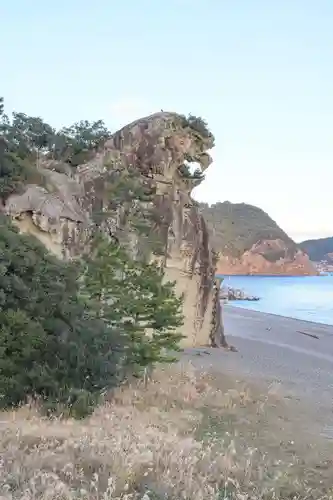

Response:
(217, 274), (333, 326)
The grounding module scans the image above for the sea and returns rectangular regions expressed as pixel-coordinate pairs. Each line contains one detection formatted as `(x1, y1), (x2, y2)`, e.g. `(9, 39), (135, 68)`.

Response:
(217, 274), (333, 326)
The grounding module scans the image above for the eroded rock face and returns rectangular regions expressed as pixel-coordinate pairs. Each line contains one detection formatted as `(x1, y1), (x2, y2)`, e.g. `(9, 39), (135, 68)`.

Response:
(216, 238), (317, 276)
(5, 112), (227, 348)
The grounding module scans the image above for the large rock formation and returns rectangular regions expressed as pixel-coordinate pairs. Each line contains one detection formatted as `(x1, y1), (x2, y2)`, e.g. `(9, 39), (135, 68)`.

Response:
(200, 202), (317, 276)
(4, 112), (227, 348)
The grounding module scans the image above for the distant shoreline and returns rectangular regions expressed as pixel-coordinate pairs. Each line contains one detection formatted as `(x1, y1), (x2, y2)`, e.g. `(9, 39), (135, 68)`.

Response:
(227, 302), (333, 328)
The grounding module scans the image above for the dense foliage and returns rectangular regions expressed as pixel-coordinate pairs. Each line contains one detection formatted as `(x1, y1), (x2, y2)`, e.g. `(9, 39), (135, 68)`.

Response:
(0, 98), (107, 203)
(0, 220), (184, 417)
(0, 97), (185, 417)
(0, 216), (126, 416)
(0, 98), (111, 178)
(200, 201), (298, 258)
(299, 236), (333, 262)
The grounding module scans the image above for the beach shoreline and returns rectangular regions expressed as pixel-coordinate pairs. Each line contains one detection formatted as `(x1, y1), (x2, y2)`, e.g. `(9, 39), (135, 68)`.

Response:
(227, 302), (333, 328)
(183, 305), (333, 434)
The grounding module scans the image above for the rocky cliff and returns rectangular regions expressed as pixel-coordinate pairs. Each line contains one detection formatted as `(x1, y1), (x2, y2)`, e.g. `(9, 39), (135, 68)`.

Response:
(200, 202), (317, 276)
(4, 112), (227, 348)
(215, 240), (316, 275)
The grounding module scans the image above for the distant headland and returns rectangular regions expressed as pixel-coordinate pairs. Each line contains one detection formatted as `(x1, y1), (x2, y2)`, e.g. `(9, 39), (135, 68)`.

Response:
(199, 201), (317, 276)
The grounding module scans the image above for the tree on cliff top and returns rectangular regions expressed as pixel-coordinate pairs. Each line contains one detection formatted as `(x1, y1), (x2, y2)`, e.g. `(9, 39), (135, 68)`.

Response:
(0, 97), (112, 201)
(180, 113), (213, 140)
(49, 120), (111, 166)
(0, 99), (50, 201)
(0, 97), (110, 169)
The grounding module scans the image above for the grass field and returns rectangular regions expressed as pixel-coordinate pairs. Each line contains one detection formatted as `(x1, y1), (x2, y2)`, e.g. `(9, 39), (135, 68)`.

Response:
(1, 362), (333, 499)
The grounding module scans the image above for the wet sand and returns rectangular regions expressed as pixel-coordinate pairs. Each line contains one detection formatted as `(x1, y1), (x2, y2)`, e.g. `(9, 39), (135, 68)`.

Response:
(183, 305), (333, 434)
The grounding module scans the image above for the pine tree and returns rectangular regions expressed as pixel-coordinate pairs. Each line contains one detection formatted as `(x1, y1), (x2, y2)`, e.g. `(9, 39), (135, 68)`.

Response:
(82, 234), (184, 374)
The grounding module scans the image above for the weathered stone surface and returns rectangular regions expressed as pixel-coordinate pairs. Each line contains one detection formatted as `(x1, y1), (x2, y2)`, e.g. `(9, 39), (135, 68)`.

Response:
(216, 238), (317, 276)
(5, 112), (227, 348)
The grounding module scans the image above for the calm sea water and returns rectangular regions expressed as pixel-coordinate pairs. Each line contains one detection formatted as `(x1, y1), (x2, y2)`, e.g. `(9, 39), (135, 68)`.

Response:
(217, 274), (333, 326)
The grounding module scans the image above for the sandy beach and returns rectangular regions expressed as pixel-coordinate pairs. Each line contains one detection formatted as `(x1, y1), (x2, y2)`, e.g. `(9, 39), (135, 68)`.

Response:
(184, 305), (333, 437)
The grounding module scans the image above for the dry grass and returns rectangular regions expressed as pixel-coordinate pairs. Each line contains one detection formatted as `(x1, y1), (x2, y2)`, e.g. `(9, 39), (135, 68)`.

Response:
(0, 362), (333, 500)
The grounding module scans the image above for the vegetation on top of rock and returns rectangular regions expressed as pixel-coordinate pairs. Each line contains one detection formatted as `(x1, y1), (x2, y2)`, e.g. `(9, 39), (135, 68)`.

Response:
(0, 97), (111, 170)
(180, 113), (213, 140)
(0, 150), (46, 203)
(0, 96), (112, 201)
(200, 201), (298, 259)
(299, 236), (333, 262)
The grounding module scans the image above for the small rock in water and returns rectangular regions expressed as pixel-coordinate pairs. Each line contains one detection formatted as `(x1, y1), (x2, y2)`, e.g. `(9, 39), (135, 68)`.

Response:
(219, 286), (260, 302)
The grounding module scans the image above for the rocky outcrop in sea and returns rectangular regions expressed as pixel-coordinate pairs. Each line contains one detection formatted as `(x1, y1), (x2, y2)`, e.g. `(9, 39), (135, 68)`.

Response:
(220, 287), (260, 302)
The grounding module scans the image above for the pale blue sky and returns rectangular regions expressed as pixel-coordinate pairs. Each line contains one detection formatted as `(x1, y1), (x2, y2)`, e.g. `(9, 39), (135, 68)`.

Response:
(2, 0), (333, 241)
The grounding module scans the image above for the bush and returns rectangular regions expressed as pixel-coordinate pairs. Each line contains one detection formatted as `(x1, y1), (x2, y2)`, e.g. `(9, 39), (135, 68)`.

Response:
(0, 217), (125, 416)
(0, 218), (184, 417)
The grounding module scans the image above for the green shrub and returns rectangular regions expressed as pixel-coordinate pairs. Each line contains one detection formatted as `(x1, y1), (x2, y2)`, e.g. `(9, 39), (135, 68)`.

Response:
(0, 217), (124, 416)
(0, 218), (184, 417)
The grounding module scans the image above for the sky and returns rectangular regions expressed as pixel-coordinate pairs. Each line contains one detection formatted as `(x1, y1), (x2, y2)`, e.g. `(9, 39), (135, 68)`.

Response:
(2, 0), (333, 242)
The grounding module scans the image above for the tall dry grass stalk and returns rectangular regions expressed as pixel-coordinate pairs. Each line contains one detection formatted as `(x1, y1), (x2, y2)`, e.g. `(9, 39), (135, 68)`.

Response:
(0, 362), (332, 499)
